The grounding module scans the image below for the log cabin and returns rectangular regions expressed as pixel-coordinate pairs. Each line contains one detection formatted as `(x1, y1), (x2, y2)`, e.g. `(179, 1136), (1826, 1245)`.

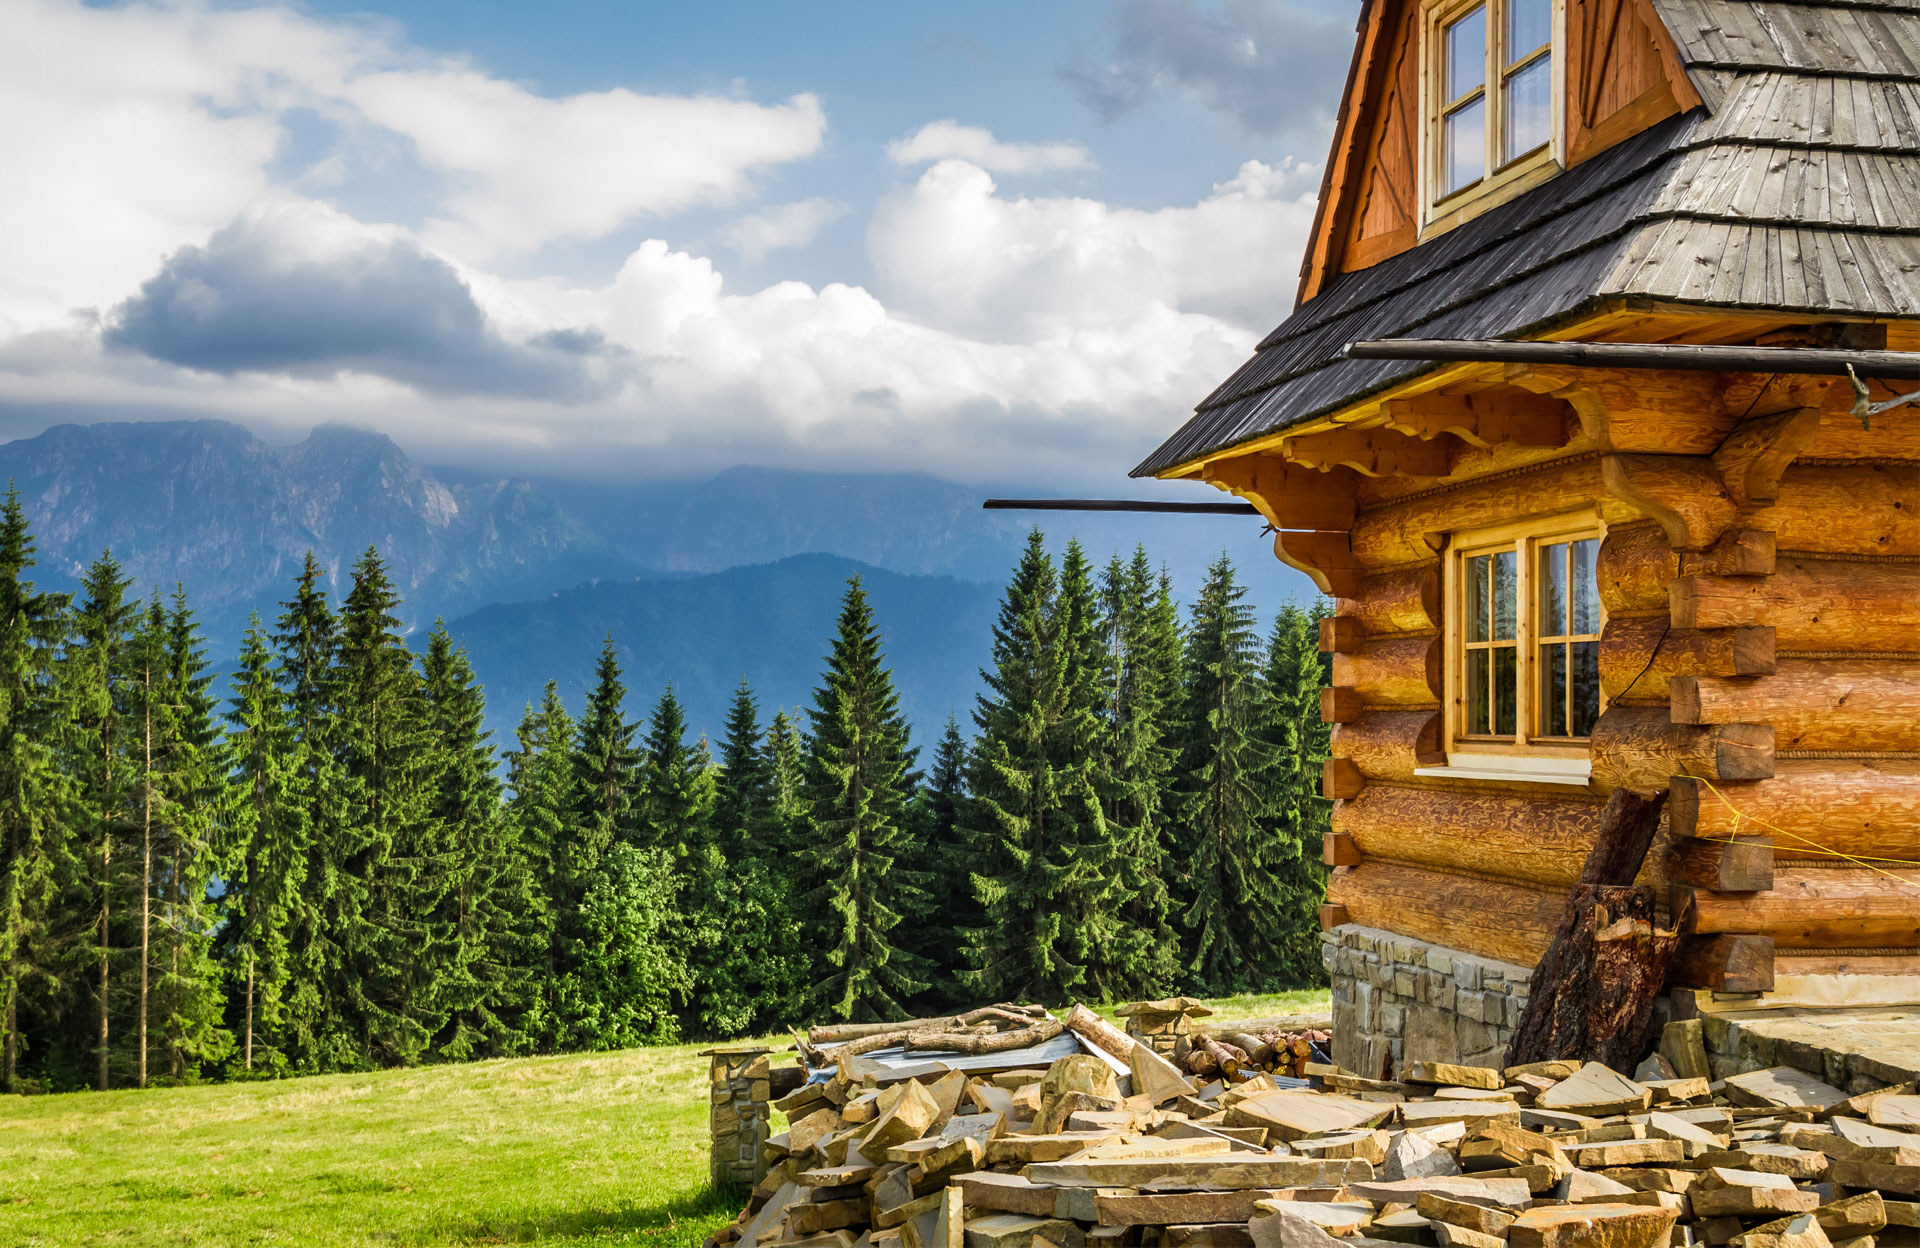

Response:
(1132, 0), (1920, 1076)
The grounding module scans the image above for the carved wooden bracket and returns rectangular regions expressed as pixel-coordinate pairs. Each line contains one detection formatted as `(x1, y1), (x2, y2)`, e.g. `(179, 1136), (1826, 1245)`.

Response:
(1200, 454), (1358, 530)
(1277, 530), (1365, 597)
(1504, 363), (1732, 454)
(1711, 406), (1820, 506)
(1280, 426), (1453, 477)
(1601, 454), (1735, 551)
(1381, 393), (1571, 448)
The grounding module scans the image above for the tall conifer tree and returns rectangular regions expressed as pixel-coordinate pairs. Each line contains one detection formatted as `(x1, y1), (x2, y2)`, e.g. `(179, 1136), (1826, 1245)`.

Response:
(1261, 602), (1334, 986)
(504, 684), (574, 1048)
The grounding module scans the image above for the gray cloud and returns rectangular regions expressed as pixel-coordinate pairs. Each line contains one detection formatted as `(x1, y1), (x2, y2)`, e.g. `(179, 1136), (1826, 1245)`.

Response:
(1064, 0), (1357, 139)
(105, 209), (619, 400)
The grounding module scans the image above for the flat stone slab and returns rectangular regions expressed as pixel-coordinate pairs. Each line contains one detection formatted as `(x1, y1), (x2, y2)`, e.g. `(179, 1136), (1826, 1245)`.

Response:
(1025, 1155), (1373, 1190)
(1506, 1203), (1678, 1248)
(1724, 1067), (1848, 1113)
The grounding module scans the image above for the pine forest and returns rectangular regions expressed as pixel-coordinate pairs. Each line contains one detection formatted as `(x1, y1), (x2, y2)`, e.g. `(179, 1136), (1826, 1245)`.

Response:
(0, 495), (1332, 1093)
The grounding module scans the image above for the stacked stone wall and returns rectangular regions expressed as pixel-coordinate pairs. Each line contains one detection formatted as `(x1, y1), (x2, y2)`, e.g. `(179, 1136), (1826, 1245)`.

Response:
(704, 1047), (771, 1189)
(1321, 924), (1532, 1077)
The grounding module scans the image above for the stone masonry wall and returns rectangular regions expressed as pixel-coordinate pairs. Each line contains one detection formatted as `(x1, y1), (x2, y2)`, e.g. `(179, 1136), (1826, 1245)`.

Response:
(1322, 924), (1533, 1079)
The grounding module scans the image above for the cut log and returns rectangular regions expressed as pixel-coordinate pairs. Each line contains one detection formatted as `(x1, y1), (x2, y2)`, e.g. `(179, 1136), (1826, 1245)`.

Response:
(1765, 461), (1920, 557)
(1678, 870), (1920, 948)
(1670, 659), (1920, 752)
(1331, 635), (1442, 706)
(1334, 565), (1442, 635)
(1667, 935), (1775, 994)
(1331, 711), (1444, 783)
(1671, 560), (1920, 650)
(1685, 527), (1776, 577)
(1319, 616), (1364, 654)
(1320, 902), (1351, 930)
(1323, 832), (1363, 867)
(1666, 836), (1774, 891)
(1058, 1003), (1131, 1065)
(1598, 619), (1774, 703)
(1322, 757), (1366, 800)
(1505, 788), (1675, 1070)
(1321, 687), (1365, 724)
(905, 1020), (1063, 1054)
(1335, 784), (1608, 889)
(1670, 763), (1920, 867)
(1604, 454), (1735, 551)
(1327, 861), (1565, 967)
(1598, 523), (1678, 618)
(1588, 706), (1774, 793)
(1711, 407), (1821, 507)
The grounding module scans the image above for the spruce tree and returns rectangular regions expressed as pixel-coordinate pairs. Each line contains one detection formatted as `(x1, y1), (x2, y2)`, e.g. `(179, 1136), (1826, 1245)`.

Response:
(796, 578), (926, 1022)
(572, 637), (639, 859)
(0, 487), (71, 1092)
(1173, 554), (1284, 995)
(221, 616), (308, 1076)
(503, 684), (573, 1049)
(906, 716), (972, 1010)
(1261, 602), (1334, 986)
(767, 710), (803, 823)
(712, 680), (772, 861)
(635, 686), (705, 863)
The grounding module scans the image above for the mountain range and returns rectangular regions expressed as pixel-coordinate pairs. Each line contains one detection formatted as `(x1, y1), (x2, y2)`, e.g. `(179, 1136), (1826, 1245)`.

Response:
(1, 419), (1315, 743)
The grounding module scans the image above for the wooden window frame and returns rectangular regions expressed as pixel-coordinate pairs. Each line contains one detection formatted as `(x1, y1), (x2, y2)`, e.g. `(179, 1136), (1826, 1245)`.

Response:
(1426, 510), (1607, 785)
(1418, 0), (1566, 236)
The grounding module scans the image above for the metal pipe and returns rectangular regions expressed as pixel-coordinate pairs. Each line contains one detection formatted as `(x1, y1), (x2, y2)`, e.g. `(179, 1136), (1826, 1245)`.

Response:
(983, 499), (1259, 515)
(1345, 337), (1920, 379)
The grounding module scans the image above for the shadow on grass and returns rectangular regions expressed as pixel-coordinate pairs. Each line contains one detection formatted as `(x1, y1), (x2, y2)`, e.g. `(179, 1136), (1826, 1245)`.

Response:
(436, 1182), (742, 1247)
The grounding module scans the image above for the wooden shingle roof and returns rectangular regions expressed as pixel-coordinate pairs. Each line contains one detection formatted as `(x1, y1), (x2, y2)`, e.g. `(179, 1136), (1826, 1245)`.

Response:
(1133, 0), (1920, 478)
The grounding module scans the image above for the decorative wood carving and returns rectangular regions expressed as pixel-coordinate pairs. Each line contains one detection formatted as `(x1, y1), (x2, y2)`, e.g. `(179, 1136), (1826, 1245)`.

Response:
(1382, 394), (1571, 448)
(1276, 530), (1366, 598)
(1282, 426), (1455, 478)
(1711, 407), (1821, 506)
(1201, 454), (1359, 530)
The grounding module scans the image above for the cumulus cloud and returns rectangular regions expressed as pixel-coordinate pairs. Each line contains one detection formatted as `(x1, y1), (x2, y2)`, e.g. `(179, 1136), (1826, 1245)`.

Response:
(718, 198), (848, 262)
(105, 201), (616, 399)
(886, 121), (1095, 174)
(1064, 0), (1354, 139)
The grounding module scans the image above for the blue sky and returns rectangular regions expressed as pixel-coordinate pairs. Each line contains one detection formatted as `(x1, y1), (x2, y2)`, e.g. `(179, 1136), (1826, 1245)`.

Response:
(0, 0), (1356, 485)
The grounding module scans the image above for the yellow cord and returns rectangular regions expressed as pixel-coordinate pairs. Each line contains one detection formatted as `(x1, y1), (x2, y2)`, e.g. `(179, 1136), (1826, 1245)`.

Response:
(1675, 771), (1920, 889)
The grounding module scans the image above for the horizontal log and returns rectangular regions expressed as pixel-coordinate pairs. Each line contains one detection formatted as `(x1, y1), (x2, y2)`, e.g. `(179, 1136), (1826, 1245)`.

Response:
(1327, 860), (1561, 968)
(1679, 870), (1920, 948)
(1803, 398), (1920, 460)
(1330, 635), (1441, 706)
(1319, 616), (1364, 653)
(1671, 659), (1920, 752)
(1684, 527), (1774, 577)
(1333, 565), (1441, 635)
(1589, 706), (1774, 792)
(1323, 832), (1362, 867)
(1667, 835), (1774, 891)
(1330, 710), (1444, 783)
(1323, 757), (1365, 799)
(1604, 453), (1734, 551)
(1505, 364), (1734, 454)
(1319, 902), (1351, 931)
(1671, 559), (1920, 650)
(1599, 619), (1774, 703)
(1334, 783), (1609, 889)
(1765, 462), (1920, 558)
(1321, 686), (1364, 724)
(1667, 935), (1775, 994)
(1350, 457), (1640, 566)
(1775, 953), (1920, 977)
(1597, 522), (1676, 617)
(1670, 762), (1920, 867)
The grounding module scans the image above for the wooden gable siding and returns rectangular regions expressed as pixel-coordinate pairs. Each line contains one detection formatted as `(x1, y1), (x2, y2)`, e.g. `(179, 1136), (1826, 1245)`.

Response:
(1298, 0), (1699, 299)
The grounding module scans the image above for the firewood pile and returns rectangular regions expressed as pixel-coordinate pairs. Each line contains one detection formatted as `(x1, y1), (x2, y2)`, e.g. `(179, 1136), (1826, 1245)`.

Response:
(1176, 1028), (1334, 1082)
(706, 1006), (1920, 1248)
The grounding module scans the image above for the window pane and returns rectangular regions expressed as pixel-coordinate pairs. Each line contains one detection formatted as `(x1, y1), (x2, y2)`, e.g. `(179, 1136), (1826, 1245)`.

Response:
(1506, 0), (1551, 62)
(1467, 649), (1490, 734)
(1493, 645), (1517, 735)
(1443, 98), (1487, 194)
(1492, 548), (1516, 640)
(1446, 7), (1487, 98)
(1571, 639), (1601, 735)
(1570, 537), (1599, 634)
(1539, 541), (1567, 639)
(1468, 554), (1490, 642)
(1503, 55), (1553, 162)
(1541, 641), (1567, 736)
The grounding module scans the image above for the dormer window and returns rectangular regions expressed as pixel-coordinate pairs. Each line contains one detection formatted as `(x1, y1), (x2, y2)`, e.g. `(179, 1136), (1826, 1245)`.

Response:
(1426, 0), (1560, 226)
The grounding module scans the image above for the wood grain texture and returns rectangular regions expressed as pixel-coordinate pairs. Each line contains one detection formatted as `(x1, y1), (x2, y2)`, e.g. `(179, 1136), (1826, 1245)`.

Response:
(1335, 783), (1608, 889)
(1668, 934), (1775, 993)
(1599, 619), (1775, 702)
(1670, 762), (1920, 867)
(1323, 757), (1367, 800)
(1603, 454), (1735, 551)
(1350, 457), (1634, 566)
(1762, 463), (1920, 559)
(1671, 659), (1920, 752)
(1598, 522), (1677, 617)
(1680, 871), (1920, 948)
(1322, 686), (1365, 724)
(1202, 455), (1360, 532)
(1671, 560), (1920, 650)
(1589, 705), (1774, 792)
(1276, 530), (1365, 598)
(1711, 407), (1821, 507)
(1327, 860), (1563, 968)
(1335, 565), (1441, 635)
(1320, 615), (1365, 653)
(1329, 709), (1444, 782)
(1331, 634), (1442, 705)
(1667, 835), (1775, 891)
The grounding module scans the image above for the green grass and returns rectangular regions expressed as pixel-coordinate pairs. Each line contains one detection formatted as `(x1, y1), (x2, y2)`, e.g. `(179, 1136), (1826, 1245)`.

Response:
(0, 1042), (748, 1247)
(0, 992), (1331, 1246)
(1087, 989), (1331, 1025)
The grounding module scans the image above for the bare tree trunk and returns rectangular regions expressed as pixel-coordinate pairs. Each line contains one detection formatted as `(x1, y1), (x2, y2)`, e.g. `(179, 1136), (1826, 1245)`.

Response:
(139, 683), (151, 1090)
(3, 977), (14, 1094)
(244, 953), (254, 1073)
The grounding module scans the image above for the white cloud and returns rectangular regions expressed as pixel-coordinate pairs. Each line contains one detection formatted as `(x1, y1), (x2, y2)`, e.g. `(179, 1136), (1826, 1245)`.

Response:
(718, 198), (848, 262)
(886, 121), (1094, 175)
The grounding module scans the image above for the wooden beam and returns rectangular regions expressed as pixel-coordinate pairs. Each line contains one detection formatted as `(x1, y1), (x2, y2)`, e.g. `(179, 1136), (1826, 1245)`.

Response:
(1597, 522), (1677, 618)
(1588, 706), (1773, 793)
(1382, 393), (1571, 448)
(1711, 407), (1821, 507)
(1319, 615), (1365, 654)
(1667, 836), (1774, 892)
(1200, 455), (1359, 531)
(1321, 686), (1365, 724)
(1330, 710), (1444, 783)
(1323, 757), (1366, 800)
(1669, 763), (1920, 867)
(1602, 454), (1735, 551)
(1319, 902), (1352, 931)
(1671, 561), (1920, 650)
(1350, 456), (1630, 566)
(1502, 365), (1734, 454)
(1282, 426), (1454, 478)
(1598, 620), (1774, 703)
(1334, 565), (1441, 634)
(1671, 659), (1920, 752)
(1688, 527), (1775, 577)
(1276, 530), (1365, 598)
(1667, 935), (1775, 994)
(1330, 635), (1442, 706)
(1335, 783), (1615, 889)
(1678, 871), (1920, 948)
(1323, 831), (1363, 867)
(1327, 861), (1564, 968)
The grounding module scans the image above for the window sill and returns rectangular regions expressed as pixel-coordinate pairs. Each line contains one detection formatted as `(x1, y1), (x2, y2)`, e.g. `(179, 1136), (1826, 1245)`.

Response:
(1415, 751), (1592, 786)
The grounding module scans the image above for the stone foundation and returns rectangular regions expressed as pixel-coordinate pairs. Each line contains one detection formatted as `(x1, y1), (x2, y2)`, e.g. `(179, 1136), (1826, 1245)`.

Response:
(703, 1046), (772, 1190)
(1693, 1000), (1920, 1092)
(1321, 924), (1532, 1078)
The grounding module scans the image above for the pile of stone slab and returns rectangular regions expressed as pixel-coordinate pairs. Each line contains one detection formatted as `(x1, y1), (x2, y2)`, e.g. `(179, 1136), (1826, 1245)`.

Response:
(707, 1008), (1920, 1248)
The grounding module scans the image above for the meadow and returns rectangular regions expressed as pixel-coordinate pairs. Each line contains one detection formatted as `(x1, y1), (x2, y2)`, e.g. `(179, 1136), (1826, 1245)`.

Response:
(0, 991), (1328, 1247)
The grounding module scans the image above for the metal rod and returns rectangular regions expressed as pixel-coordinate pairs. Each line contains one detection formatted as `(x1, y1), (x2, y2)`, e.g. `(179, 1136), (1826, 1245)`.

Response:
(1345, 337), (1920, 379)
(983, 499), (1259, 516)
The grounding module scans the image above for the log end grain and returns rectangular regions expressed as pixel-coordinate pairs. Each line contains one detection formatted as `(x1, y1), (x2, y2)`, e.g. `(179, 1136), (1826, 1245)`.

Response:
(1667, 934), (1775, 994)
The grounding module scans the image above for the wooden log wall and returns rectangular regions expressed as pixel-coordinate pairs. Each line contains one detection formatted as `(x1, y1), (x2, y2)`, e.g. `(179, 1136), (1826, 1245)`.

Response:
(1297, 366), (1920, 998)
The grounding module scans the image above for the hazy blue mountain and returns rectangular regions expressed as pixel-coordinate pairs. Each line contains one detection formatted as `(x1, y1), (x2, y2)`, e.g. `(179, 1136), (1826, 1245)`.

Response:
(449, 554), (1001, 748)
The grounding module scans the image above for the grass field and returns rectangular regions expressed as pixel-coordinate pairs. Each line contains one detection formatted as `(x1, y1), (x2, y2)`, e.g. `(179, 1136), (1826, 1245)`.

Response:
(0, 990), (1329, 1247)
